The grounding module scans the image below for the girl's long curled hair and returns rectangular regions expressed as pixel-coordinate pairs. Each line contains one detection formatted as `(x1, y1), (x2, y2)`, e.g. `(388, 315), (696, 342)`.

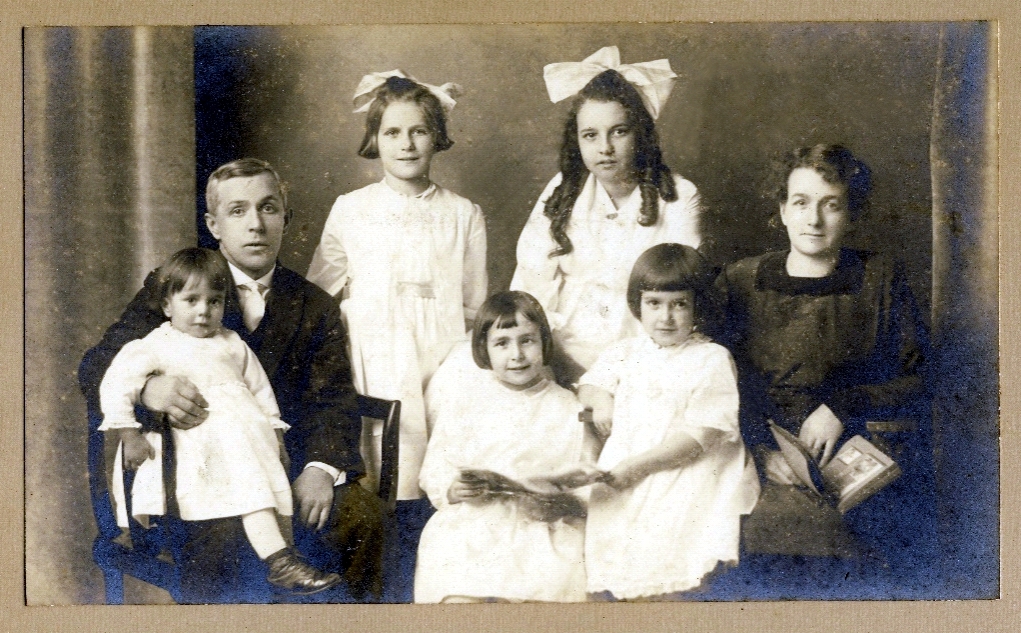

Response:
(543, 69), (677, 257)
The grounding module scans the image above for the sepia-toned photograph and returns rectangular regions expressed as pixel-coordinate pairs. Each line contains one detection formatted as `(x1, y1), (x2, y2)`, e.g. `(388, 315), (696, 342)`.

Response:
(24, 22), (998, 610)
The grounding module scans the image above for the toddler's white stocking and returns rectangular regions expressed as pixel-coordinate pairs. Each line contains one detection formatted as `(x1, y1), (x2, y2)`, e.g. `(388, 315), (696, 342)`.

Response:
(241, 508), (287, 560)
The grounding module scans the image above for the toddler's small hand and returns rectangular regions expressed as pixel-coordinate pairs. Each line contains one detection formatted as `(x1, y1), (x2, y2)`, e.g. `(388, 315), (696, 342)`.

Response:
(121, 432), (155, 471)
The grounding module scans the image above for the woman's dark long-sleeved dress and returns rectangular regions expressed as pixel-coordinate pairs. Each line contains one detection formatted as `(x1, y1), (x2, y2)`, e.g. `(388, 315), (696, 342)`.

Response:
(713, 248), (933, 563)
(715, 248), (928, 450)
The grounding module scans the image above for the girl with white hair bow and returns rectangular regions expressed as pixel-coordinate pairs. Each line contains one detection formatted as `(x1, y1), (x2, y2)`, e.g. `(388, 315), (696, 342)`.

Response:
(511, 46), (703, 387)
(306, 72), (488, 602)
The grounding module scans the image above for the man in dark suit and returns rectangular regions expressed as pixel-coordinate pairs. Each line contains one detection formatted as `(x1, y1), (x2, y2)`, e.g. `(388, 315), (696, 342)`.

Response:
(79, 158), (383, 603)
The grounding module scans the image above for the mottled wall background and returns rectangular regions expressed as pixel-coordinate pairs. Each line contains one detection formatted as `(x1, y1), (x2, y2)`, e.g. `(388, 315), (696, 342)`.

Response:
(25, 23), (996, 604)
(194, 24), (938, 307)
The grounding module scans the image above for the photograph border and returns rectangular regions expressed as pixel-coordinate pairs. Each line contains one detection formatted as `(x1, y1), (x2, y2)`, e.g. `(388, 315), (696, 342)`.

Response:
(8, 1), (1019, 632)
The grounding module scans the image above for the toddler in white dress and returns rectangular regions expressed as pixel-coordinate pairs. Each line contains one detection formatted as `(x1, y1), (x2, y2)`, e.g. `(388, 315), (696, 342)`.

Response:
(563, 243), (760, 600)
(99, 248), (341, 595)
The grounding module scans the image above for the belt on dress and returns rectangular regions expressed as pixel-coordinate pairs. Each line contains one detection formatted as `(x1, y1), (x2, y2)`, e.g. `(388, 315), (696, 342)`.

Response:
(396, 281), (436, 298)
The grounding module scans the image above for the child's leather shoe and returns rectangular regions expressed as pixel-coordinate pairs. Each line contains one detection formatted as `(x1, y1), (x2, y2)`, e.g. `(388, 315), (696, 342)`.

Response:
(265, 547), (342, 595)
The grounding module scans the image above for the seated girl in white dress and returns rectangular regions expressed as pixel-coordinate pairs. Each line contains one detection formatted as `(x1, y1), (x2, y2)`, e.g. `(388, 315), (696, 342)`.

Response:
(99, 248), (340, 595)
(414, 291), (589, 603)
(564, 243), (760, 600)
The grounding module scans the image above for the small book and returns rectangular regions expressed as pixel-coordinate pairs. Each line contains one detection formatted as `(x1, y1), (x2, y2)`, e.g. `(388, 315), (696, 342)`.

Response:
(459, 468), (586, 521)
(459, 468), (563, 496)
(769, 422), (902, 514)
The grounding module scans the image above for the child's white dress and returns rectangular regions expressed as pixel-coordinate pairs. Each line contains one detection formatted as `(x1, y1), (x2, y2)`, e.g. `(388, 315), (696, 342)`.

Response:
(99, 322), (292, 527)
(511, 173), (701, 376)
(306, 180), (488, 500)
(578, 333), (760, 599)
(414, 352), (587, 603)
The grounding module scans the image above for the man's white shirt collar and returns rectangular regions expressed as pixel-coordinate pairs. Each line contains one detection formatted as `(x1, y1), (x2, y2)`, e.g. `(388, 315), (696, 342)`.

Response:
(226, 261), (274, 289)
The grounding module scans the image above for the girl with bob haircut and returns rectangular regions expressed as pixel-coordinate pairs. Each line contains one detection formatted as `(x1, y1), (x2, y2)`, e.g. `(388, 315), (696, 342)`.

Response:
(99, 248), (342, 595)
(415, 291), (589, 603)
(557, 243), (758, 600)
(306, 71), (487, 601)
(624, 241), (719, 332)
(470, 291), (555, 371)
(512, 46), (703, 386)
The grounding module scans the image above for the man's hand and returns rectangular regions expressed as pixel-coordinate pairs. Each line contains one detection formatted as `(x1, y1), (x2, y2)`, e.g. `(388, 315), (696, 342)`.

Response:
(140, 375), (209, 429)
(293, 466), (335, 531)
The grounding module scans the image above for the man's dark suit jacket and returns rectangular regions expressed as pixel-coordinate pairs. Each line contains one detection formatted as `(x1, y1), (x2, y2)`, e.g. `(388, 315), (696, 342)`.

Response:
(78, 263), (364, 480)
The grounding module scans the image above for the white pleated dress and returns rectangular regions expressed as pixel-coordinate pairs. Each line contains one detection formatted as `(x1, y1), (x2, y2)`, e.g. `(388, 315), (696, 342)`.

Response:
(414, 354), (588, 603)
(98, 323), (292, 527)
(306, 180), (488, 500)
(511, 173), (701, 379)
(578, 334), (760, 599)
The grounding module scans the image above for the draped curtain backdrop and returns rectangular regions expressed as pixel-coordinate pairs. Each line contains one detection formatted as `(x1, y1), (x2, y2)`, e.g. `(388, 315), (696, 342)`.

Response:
(929, 22), (999, 596)
(25, 27), (194, 604)
(24, 24), (996, 604)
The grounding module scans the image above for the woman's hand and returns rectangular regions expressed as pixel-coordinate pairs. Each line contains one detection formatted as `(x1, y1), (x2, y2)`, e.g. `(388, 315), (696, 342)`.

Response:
(799, 404), (844, 467)
(756, 447), (797, 485)
(447, 475), (488, 505)
(118, 428), (155, 471)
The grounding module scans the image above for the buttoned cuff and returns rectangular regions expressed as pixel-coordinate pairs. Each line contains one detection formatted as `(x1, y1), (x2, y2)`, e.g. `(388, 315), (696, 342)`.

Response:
(304, 461), (347, 486)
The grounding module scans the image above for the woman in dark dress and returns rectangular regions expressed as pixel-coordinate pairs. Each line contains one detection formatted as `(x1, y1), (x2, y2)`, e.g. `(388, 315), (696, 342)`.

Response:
(712, 144), (933, 597)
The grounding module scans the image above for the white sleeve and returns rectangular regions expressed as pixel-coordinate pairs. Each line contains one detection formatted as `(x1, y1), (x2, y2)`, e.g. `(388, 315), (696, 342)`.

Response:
(238, 337), (288, 430)
(462, 202), (489, 323)
(98, 338), (161, 430)
(672, 345), (740, 449)
(305, 196), (350, 298)
(419, 360), (468, 509)
(576, 340), (629, 395)
(509, 174), (566, 328)
(664, 176), (703, 250)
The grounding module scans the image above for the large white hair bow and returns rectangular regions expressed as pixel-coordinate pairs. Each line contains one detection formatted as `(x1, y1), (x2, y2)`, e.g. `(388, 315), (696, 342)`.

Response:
(352, 70), (462, 113)
(543, 46), (677, 119)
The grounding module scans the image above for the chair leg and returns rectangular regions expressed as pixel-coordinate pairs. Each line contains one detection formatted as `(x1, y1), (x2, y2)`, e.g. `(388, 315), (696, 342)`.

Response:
(103, 570), (125, 604)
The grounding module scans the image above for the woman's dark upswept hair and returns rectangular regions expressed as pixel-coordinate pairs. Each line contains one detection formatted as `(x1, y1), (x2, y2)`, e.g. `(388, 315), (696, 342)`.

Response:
(768, 144), (873, 223)
(357, 76), (454, 159)
(543, 69), (677, 258)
